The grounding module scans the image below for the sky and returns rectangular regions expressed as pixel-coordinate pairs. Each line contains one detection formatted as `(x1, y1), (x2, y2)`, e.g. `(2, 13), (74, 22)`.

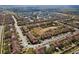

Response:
(0, 5), (77, 9)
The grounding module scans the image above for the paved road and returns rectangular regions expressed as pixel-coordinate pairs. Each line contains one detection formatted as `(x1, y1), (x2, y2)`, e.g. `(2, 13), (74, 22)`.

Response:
(0, 26), (4, 54)
(26, 32), (75, 48)
(0, 26), (3, 41)
(12, 15), (28, 48)
(66, 46), (79, 54)
(54, 20), (79, 31)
